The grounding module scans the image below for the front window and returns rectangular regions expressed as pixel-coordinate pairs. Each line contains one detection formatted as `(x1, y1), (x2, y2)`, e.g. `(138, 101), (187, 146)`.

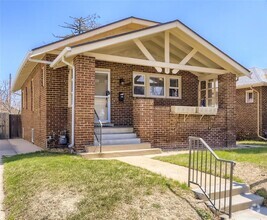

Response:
(246, 90), (254, 103)
(133, 72), (181, 99)
(168, 78), (180, 98)
(199, 78), (218, 107)
(149, 76), (164, 97)
(133, 74), (145, 96)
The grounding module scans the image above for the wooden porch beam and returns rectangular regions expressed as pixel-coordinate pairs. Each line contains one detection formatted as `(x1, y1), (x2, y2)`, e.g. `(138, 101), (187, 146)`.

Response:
(84, 52), (228, 74)
(164, 31), (170, 74)
(133, 39), (162, 72)
(172, 48), (198, 74)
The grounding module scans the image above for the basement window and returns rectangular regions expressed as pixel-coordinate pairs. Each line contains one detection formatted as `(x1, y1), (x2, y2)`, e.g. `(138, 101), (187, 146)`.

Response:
(246, 90), (254, 103)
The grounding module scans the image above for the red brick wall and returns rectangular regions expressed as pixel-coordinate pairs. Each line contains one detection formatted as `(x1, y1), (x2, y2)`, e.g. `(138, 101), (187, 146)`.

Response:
(95, 61), (198, 126)
(21, 54), (69, 148)
(236, 86), (267, 140)
(45, 54), (69, 136)
(21, 63), (47, 148)
(133, 73), (236, 149)
(262, 87), (267, 136)
(73, 55), (95, 149)
(133, 99), (154, 143)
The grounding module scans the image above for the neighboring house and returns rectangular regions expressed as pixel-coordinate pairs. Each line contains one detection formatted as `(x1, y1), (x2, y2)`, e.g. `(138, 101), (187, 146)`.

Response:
(236, 67), (267, 140)
(12, 16), (250, 151)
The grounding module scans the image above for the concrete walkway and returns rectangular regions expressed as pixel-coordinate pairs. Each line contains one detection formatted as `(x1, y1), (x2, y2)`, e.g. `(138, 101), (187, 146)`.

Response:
(117, 155), (267, 220)
(0, 139), (42, 220)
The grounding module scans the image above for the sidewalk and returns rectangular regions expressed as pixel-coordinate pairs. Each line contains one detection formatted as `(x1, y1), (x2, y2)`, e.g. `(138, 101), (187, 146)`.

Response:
(7, 139), (42, 154)
(117, 155), (267, 220)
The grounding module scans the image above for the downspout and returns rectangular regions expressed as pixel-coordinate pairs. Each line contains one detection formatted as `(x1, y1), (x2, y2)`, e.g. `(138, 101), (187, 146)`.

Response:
(60, 51), (76, 150)
(250, 86), (267, 141)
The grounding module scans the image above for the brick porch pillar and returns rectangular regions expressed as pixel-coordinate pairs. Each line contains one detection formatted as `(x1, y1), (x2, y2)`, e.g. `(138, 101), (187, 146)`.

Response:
(133, 98), (154, 144)
(73, 55), (95, 150)
(218, 73), (236, 147)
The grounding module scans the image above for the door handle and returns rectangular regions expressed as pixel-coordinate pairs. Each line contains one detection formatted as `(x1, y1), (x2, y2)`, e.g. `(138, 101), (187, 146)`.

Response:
(106, 91), (110, 96)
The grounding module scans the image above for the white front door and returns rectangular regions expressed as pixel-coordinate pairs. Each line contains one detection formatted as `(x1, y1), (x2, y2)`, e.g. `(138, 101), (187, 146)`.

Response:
(94, 69), (111, 123)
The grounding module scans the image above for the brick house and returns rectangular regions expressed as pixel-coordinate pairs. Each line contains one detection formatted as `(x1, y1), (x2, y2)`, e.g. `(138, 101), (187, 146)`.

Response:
(236, 67), (267, 140)
(12, 17), (250, 151)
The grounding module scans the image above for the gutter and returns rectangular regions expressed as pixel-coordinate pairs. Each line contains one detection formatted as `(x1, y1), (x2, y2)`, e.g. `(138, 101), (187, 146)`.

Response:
(250, 86), (267, 141)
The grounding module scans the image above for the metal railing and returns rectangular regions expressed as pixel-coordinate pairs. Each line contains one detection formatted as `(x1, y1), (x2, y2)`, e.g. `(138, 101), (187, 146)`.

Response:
(188, 136), (235, 218)
(94, 109), (103, 153)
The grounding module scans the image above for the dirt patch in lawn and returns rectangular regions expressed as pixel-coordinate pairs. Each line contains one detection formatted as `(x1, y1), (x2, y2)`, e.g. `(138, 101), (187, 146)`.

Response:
(27, 189), (82, 220)
(113, 189), (213, 220)
(234, 162), (267, 206)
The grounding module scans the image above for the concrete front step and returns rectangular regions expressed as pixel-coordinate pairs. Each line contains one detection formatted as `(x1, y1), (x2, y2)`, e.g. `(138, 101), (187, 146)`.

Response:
(101, 127), (134, 134)
(206, 193), (264, 213)
(87, 143), (151, 152)
(101, 133), (137, 140)
(193, 182), (249, 201)
(80, 148), (162, 159)
(94, 138), (141, 146)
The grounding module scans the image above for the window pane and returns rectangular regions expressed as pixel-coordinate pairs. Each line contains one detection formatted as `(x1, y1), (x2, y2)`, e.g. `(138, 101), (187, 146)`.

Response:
(201, 90), (206, 99)
(208, 89), (214, 98)
(134, 75), (145, 85)
(208, 79), (213, 89)
(150, 77), (164, 96)
(201, 81), (206, 90)
(169, 88), (179, 97)
(134, 86), (145, 95)
(207, 99), (213, 107)
(170, 78), (178, 87)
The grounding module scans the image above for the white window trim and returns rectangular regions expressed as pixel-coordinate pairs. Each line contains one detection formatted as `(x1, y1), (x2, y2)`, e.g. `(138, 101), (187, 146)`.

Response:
(148, 75), (166, 98)
(168, 77), (182, 99)
(245, 90), (254, 103)
(133, 73), (146, 97)
(198, 77), (218, 107)
(133, 72), (182, 99)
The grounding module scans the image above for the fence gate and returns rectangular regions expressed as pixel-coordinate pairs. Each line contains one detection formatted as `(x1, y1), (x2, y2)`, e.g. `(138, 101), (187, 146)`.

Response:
(9, 114), (22, 138)
(0, 113), (10, 139)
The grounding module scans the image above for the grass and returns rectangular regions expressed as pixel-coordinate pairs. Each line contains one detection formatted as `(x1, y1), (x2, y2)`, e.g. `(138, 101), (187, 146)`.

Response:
(155, 147), (267, 168)
(3, 152), (212, 220)
(237, 140), (267, 146)
(154, 147), (267, 183)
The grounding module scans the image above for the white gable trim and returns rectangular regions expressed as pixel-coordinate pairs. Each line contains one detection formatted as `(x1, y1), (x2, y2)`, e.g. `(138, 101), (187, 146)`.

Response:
(31, 17), (158, 57)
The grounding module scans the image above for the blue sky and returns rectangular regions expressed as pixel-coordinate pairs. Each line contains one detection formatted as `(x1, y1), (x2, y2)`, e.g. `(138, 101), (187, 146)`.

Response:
(1, 0), (267, 81)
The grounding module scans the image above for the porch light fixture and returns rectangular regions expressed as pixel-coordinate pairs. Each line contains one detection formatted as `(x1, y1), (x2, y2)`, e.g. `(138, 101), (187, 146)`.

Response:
(119, 78), (125, 85)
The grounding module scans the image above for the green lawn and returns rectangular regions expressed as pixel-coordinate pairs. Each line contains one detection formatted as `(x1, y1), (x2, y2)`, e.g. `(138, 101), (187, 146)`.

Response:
(3, 152), (212, 220)
(237, 140), (267, 147)
(155, 147), (267, 168)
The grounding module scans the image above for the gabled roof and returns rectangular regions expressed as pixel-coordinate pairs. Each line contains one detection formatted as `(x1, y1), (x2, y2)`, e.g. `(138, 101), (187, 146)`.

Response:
(31, 16), (159, 57)
(13, 16), (250, 92)
(237, 67), (267, 89)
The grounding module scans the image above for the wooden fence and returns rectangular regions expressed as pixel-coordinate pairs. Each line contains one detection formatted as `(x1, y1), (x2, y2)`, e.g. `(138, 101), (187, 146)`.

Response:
(0, 113), (21, 139)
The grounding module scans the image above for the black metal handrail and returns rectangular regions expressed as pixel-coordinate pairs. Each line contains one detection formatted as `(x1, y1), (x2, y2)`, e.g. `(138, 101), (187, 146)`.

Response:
(188, 136), (235, 218)
(94, 109), (103, 153)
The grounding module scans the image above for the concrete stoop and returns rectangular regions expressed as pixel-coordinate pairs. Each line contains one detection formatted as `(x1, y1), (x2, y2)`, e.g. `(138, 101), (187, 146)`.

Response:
(81, 127), (162, 159)
(193, 182), (265, 219)
(80, 148), (162, 159)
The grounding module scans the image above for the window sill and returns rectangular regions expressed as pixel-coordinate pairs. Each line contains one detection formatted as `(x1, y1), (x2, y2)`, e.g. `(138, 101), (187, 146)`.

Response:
(171, 106), (218, 115)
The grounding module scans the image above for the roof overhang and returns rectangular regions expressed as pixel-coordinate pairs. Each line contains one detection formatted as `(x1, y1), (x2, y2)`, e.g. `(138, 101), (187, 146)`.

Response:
(13, 18), (250, 92)
(237, 82), (267, 89)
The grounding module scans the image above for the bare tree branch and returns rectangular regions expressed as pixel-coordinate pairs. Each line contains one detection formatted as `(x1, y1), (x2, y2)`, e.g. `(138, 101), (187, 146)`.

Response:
(53, 14), (100, 39)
